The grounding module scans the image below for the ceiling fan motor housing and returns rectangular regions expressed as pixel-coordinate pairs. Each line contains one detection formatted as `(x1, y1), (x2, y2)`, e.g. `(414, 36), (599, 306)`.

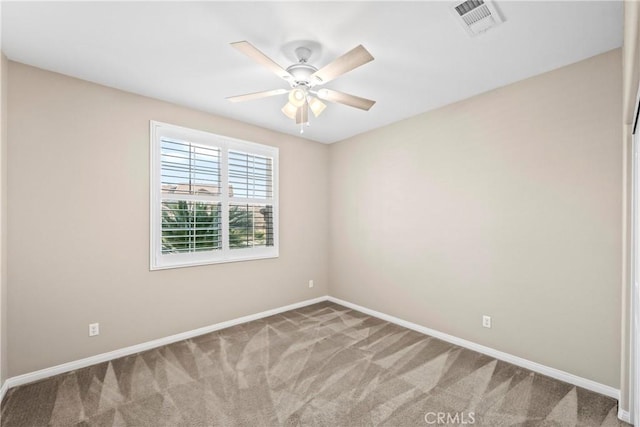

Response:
(286, 63), (318, 87)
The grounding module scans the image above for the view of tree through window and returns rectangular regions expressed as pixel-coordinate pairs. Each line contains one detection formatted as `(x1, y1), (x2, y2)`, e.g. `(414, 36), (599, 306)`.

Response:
(161, 200), (221, 253)
(158, 136), (274, 255)
(152, 122), (278, 268)
(229, 204), (273, 249)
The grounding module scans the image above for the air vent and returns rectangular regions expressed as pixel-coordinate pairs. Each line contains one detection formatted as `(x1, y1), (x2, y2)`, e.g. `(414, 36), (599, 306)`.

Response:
(452, 0), (503, 37)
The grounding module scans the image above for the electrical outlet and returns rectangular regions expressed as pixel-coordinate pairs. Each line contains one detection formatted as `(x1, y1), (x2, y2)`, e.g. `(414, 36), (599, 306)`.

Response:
(89, 323), (100, 337)
(482, 315), (491, 329)
(308, 280), (314, 288)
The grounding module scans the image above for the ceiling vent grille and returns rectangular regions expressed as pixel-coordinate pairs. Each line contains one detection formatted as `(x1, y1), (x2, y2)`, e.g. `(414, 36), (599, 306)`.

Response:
(452, 0), (503, 37)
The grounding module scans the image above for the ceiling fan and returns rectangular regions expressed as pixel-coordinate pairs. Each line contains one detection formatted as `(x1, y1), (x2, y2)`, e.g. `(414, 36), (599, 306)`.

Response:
(226, 41), (376, 133)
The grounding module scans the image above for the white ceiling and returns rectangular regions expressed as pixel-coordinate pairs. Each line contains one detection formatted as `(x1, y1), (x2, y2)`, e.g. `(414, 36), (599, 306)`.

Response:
(1, 1), (623, 144)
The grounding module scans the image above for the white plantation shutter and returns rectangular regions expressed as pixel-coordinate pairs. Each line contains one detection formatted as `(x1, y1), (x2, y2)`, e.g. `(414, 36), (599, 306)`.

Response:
(228, 150), (273, 199)
(161, 200), (222, 253)
(228, 150), (275, 249)
(160, 139), (222, 254)
(150, 121), (279, 269)
(160, 139), (221, 196)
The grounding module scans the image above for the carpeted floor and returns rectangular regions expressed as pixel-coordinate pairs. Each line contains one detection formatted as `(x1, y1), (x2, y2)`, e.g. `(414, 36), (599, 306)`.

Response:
(0, 301), (627, 426)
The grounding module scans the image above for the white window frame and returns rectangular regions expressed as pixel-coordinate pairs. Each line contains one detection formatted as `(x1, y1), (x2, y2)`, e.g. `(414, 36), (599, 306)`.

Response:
(150, 121), (279, 270)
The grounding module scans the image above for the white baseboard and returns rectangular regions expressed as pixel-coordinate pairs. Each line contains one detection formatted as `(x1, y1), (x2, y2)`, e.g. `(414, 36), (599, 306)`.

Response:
(618, 409), (631, 424)
(0, 294), (625, 422)
(0, 379), (8, 405)
(328, 296), (621, 401)
(2, 296), (329, 393)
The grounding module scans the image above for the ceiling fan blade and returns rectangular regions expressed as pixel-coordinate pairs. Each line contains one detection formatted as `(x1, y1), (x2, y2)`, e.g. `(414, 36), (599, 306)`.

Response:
(310, 45), (374, 85)
(296, 102), (309, 124)
(226, 88), (288, 103)
(231, 41), (293, 81)
(317, 89), (376, 111)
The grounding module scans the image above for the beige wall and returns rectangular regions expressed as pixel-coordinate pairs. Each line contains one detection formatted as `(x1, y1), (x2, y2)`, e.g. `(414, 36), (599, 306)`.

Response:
(329, 49), (623, 388)
(4, 49), (625, 391)
(6, 61), (330, 376)
(1, 52), (7, 384)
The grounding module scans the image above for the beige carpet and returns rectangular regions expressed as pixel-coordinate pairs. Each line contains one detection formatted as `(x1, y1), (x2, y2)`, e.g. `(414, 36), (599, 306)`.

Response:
(0, 301), (626, 426)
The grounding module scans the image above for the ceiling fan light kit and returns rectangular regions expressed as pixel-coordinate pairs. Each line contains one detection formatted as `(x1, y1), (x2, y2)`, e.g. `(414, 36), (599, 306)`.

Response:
(227, 40), (376, 134)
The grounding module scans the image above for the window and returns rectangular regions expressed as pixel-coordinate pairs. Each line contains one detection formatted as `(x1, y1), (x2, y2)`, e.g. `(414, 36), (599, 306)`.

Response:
(150, 121), (278, 269)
